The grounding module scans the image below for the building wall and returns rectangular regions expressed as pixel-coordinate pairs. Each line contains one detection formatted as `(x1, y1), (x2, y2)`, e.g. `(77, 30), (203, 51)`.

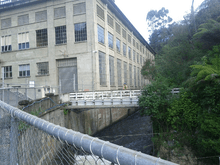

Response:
(94, 0), (154, 91)
(0, 0), (154, 93)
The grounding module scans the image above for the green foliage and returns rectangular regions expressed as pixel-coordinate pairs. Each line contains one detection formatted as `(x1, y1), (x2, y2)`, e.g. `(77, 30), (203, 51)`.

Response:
(141, 59), (156, 81)
(193, 19), (220, 51)
(139, 76), (172, 119)
(144, 3), (220, 162)
(63, 109), (68, 115)
(190, 45), (220, 82)
(167, 92), (200, 131)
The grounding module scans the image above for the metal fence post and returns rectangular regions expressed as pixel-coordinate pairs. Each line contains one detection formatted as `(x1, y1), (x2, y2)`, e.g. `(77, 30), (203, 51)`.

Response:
(16, 88), (18, 106)
(25, 88), (27, 100)
(10, 117), (18, 165)
(7, 89), (9, 104)
(34, 88), (36, 100)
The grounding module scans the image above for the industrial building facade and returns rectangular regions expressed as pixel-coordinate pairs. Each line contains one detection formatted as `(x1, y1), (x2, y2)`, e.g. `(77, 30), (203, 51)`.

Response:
(0, 0), (155, 94)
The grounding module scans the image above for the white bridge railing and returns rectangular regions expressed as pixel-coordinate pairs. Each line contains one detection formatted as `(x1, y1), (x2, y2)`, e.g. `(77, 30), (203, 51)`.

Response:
(69, 90), (141, 106)
(67, 88), (180, 106)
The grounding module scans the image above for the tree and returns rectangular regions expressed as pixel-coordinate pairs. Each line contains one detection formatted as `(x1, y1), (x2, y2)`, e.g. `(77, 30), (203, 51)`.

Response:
(193, 19), (220, 50)
(146, 7), (173, 34)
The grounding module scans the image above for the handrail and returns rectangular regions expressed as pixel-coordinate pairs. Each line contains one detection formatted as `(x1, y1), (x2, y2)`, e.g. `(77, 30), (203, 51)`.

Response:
(70, 90), (141, 100)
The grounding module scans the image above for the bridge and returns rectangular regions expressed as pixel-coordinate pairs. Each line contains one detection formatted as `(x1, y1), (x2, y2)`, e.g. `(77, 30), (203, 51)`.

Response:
(61, 90), (141, 107)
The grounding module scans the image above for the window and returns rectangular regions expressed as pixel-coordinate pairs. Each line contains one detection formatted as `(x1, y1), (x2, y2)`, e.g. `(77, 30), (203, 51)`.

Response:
(1, 35), (12, 52)
(116, 38), (120, 52)
(73, 3), (86, 15)
(124, 62), (127, 84)
(35, 10), (47, 22)
(134, 66), (136, 87)
(137, 68), (140, 86)
(36, 29), (48, 47)
(128, 46), (131, 59)
(99, 51), (106, 86)
(128, 34), (131, 43)
(115, 22), (120, 34)
(108, 32), (113, 48)
(109, 56), (115, 86)
(133, 39), (135, 47)
(97, 5), (104, 20)
(3, 66), (12, 78)
(136, 42), (139, 49)
(75, 22), (87, 42)
(19, 64), (30, 77)
(140, 55), (142, 65)
(137, 53), (139, 63)
(54, 7), (66, 19)
(133, 50), (135, 61)
(55, 26), (67, 45)
(117, 59), (122, 86)
(98, 25), (104, 44)
(123, 43), (126, 57)
(1, 18), (11, 29)
(122, 29), (126, 39)
(37, 62), (49, 75)
(18, 14), (29, 26)
(18, 32), (29, 50)
(107, 15), (113, 28)
(129, 64), (132, 86)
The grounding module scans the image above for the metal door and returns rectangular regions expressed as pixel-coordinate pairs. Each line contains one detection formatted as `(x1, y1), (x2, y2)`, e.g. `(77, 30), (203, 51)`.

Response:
(57, 59), (78, 94)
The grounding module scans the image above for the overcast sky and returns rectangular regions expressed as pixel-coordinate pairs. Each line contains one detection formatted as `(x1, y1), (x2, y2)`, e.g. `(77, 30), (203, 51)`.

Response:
(115, 0), (205, 41)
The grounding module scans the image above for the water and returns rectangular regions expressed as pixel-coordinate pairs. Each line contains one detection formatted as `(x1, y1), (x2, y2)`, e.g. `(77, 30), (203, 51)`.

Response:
(94, 111), (153, 155)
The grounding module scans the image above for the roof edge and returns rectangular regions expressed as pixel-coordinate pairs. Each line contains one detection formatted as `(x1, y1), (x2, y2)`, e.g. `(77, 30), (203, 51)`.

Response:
(101, 0), (156, 55)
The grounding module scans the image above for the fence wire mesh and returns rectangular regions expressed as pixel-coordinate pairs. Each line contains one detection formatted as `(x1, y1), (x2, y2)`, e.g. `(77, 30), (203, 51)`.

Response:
(0, 100), (178, 165)
(0, 109), (115, 165)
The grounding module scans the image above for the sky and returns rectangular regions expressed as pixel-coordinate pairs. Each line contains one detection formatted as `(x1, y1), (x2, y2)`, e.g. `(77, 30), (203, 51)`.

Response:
(115, 0), (205, 41)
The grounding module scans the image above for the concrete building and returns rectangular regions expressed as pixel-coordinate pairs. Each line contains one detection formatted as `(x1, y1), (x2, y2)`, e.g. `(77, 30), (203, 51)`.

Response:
(0, 0), (155, 95)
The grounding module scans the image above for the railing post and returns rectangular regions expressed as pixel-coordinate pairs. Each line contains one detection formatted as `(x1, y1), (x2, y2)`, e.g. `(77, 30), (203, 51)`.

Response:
(10, 117), (18, 165)
(7, 88), (9, 104)
(34, 88), (36, 100)
(16, 88), (18, 106)
(25, 88), (27, 100)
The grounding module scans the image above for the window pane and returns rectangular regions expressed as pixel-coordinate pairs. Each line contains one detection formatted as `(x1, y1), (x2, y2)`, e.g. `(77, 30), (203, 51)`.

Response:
(26, 42), (29, 49)
(97, 25), (104, 44)
(116, 38), (120, 52)
(99, 51), (106, 85)
(55, 26), (67, 45)
(74, 23), (87, 42)
(19, 43), (22, 50)
(37, 62), (49, 75)
(22, 43), (25, 49)
(108, 32), (113, 48)
(36, 29), (48, 47)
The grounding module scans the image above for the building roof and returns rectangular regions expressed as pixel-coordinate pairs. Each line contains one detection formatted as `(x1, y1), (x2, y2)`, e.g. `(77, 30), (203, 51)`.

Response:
(102, 0), (156, 55)
(0, 0), (45, 10)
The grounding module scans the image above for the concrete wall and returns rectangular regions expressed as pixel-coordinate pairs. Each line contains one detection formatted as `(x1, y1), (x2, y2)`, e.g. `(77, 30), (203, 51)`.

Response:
(40, 106), (137, 135)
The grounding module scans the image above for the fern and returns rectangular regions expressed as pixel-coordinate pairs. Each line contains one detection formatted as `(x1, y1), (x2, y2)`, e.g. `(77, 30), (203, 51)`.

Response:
(190, 45), (220, 82)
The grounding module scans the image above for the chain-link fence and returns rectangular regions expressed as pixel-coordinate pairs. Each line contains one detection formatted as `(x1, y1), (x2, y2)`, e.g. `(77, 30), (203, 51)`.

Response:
(0, 100), (178, 165)
(0, 85), (59, 107)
